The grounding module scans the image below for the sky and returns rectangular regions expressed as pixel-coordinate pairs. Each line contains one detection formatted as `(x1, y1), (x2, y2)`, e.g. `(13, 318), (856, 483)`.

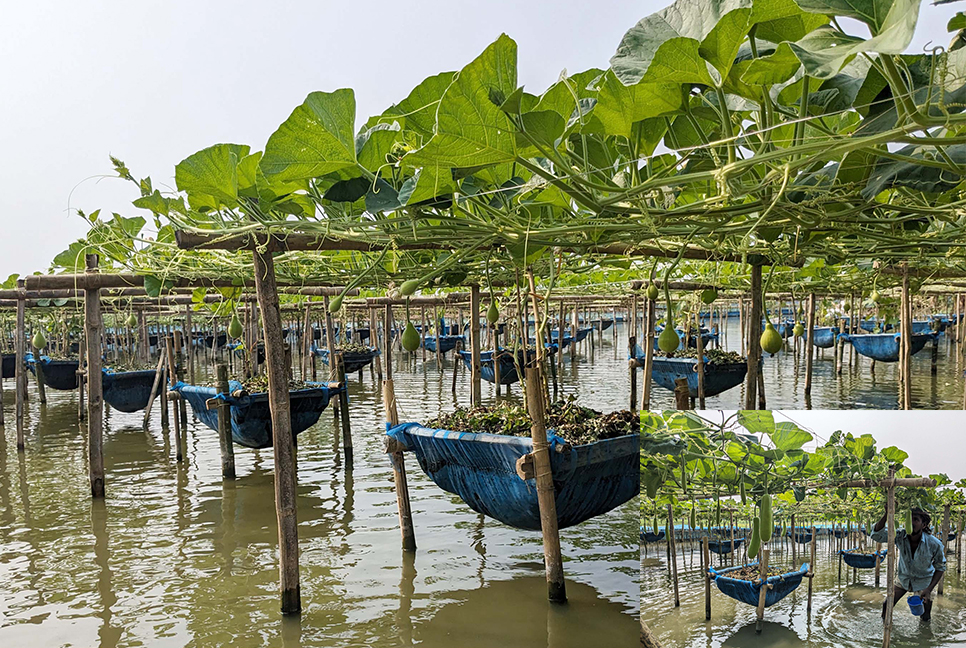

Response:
(705, 410), (966, 482)
(0, 0), (961, 280)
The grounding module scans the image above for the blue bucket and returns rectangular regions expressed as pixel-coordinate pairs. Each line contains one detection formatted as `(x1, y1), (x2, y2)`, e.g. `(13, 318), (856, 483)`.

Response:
(908, 595), (925, 616)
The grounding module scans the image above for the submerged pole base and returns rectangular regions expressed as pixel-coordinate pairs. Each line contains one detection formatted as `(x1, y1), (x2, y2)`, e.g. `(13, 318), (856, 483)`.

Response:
(548, 578), (567, 604)
(281, 586), (301, 616)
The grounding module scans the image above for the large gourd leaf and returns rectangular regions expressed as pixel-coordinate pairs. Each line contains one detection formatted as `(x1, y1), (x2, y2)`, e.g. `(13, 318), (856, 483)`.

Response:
(260, 88), (358, 183)
(594, 70), (683, 138)
(175, 143), (250, 210)
(862, 143), (966, 199)
(371, 71), (456, 139)
(404, 34), (518, 169)
(789, 0), (922, 78)
(611, 0), (812, 86)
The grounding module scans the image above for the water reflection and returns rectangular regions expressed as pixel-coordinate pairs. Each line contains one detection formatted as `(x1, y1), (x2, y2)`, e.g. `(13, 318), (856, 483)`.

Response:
(0, 326), (636, 648)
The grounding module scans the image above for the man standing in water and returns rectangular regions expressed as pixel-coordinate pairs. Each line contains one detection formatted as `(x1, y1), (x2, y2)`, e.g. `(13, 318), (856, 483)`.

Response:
(871, 507), (946, 622)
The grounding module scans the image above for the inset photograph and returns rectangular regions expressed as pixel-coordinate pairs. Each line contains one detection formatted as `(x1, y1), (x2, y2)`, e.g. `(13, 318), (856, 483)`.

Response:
(640, 410), (964, 648)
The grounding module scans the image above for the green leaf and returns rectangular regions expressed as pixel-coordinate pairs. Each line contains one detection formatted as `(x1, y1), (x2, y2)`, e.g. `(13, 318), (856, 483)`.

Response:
(143, 275), (173, 298)
(740, 42), (801, 85)
(403, 35), (518, 168)
(594, 71), (683, 138)
(356, 122), (401, 174)
(261, 88), (357, 182)
(789, 0), (923, 79)
(881, 446), (909, 464)
(175, 143), (250, 209)
(398, 166), (456, 206)
(769, 422), (813, 451)
(374, 71), (457, 138)
(738, 410), (775, 434)
(365, 178), (400, 212)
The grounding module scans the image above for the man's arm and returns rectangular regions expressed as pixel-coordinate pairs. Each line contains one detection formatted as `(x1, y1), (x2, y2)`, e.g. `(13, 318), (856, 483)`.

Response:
(923, 538), (948, 600)
(922, 569), (944, 600)
(870, 512), (890, 543)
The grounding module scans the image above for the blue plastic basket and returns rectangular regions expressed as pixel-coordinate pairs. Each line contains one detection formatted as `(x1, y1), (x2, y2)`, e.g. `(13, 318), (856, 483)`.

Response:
(908, 595), (925, 616)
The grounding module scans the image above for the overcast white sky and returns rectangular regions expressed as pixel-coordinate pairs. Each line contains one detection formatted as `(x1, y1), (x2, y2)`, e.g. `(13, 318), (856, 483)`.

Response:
(0, 0), (960, 279)
(705, 410), (966, 482)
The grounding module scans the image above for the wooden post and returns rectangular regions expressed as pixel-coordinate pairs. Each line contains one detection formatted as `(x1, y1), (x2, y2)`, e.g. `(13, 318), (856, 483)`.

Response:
(807, 526), (817, 613)
(884, 470), (896, 648)
(214, 363), (235, 479)
(629, 336), (638, 411)
(252, 248), (301, 615)
(805, 293), (816, 399)
(940, 504), (951, 596)
(745, 265), (763, 409)
(674, 377), (690, 410)
(640, 620), (665, 648)
(755, 546), (770, 633)
(420, 306), (427, 361)
(695, 312), (706, 409)
(31, 332), (47, 405)
(492, 321), (501, 396)
(668, 504), (680, 608)
(335, 352), (352, 466)
(84, 255), (105, 498)
(384, 303), (416, 552)
(165, 336), (184, 463)
(300, 305), (312, 380)
(14, 280), (26, 451)
(469, 285), (482, 407)
(77, 343), (86, 422)
(901, 265), (912, 410)
(524, 365), (566, 602)
(642, 296), (656, 410)
(703, 536), (711, 620)
(875, 541), (882, 586)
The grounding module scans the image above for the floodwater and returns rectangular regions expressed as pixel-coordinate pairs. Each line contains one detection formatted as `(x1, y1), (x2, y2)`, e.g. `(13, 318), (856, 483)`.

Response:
(641, 530), (966, 647)
(639, 317), (966, 410)
(0, 333), (638, 648)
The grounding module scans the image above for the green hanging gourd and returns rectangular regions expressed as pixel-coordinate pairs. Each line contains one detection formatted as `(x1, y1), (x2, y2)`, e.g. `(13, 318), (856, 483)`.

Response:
(690, 506), (696, 530)
(486, 300), (499, 324)
(700, 288), (718, 305)
(793, 322), (805, 337)
(760, 322), (783, 354)
(904, 509), (914, 535)
(401, 321), (421, 352)
(329, 295), (344, 313)
(715, 500), (722, 527)
(125, 313), (138, 328)
(646, 284), (659, 300)
(658, 325), (680, 353)
(760, 494), (773, 543)
(871, 290), (881, 304)
(739, 478), (746, 505)
(400, 280), (420, 296)
(32, 329), (47, 350)
(653, 515), (659, 536)
(748, 516), (761, 560)
(228, 313), (244, 339)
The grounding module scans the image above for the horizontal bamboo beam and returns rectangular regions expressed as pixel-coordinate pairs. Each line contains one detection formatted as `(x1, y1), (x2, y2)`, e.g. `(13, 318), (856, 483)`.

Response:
(173, 230), (752, 262)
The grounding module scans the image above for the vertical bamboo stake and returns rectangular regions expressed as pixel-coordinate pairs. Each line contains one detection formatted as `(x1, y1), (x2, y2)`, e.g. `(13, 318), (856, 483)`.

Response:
(470, 285), (482, 407)
(703, 536), (711, 620)
(336, 352), (352, 466)
(746, 265), (763, 409)
(629, 335), (638, 411)
(805, 293), (816, 400)
(901, 265), (912, 410)
(492, 320), (501, 396)
(755, 546), (770, 633)
(668, 504), (680, 608)
(215, 363), (235, 479)
(524, 365), (566, 602)
(301, 305), (312, 380)
(15, 280), (25, 451)
(31, 331), (47, 405)
(642, 295), (656, 410)
(253, 248), (300, 615)
(384, 303), (416, 553)
(884, 470), (896, 648)
(940, 504), (951, 596)
(875, 541), (882, 586)
(696, 311), (706, 409)
(165, 337), (184, 463)
(807, 526), (817, 613)
(85, 255), (105, 498)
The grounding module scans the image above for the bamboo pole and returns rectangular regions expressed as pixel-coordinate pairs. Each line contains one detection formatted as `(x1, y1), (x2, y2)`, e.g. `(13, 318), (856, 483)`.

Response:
(252, 248), (301, 615)
(165, 336), (184, 463)
(15, 280), (25, 451)
(384, 303), (416, 553)
(642, 296), (656, 410)
(940, 504), (951, 596)
(755, 546), (770, 633)
(745, 265), (763, 408)
(524, 365), (566, 602)
(696, 312), (706, 409)
(629, 335), (638, 411)
(703, 537), (711, 620)
(336, 353), (352, 466)
(214, 363), (235, 479)
(901, 265), (912, 409)
(640, 619), (665, 648)
(668, 504), (680, 608)
(884, 470), (896, 648)
(807, 526), (817, 613)
(470, 285), (482, 407)
(805, 293), (816, 400)
(85, 255), (105, 498)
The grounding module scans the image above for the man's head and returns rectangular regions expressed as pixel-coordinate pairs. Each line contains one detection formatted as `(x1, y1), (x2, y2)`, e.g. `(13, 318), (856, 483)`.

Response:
(912, 509), (932, 535)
